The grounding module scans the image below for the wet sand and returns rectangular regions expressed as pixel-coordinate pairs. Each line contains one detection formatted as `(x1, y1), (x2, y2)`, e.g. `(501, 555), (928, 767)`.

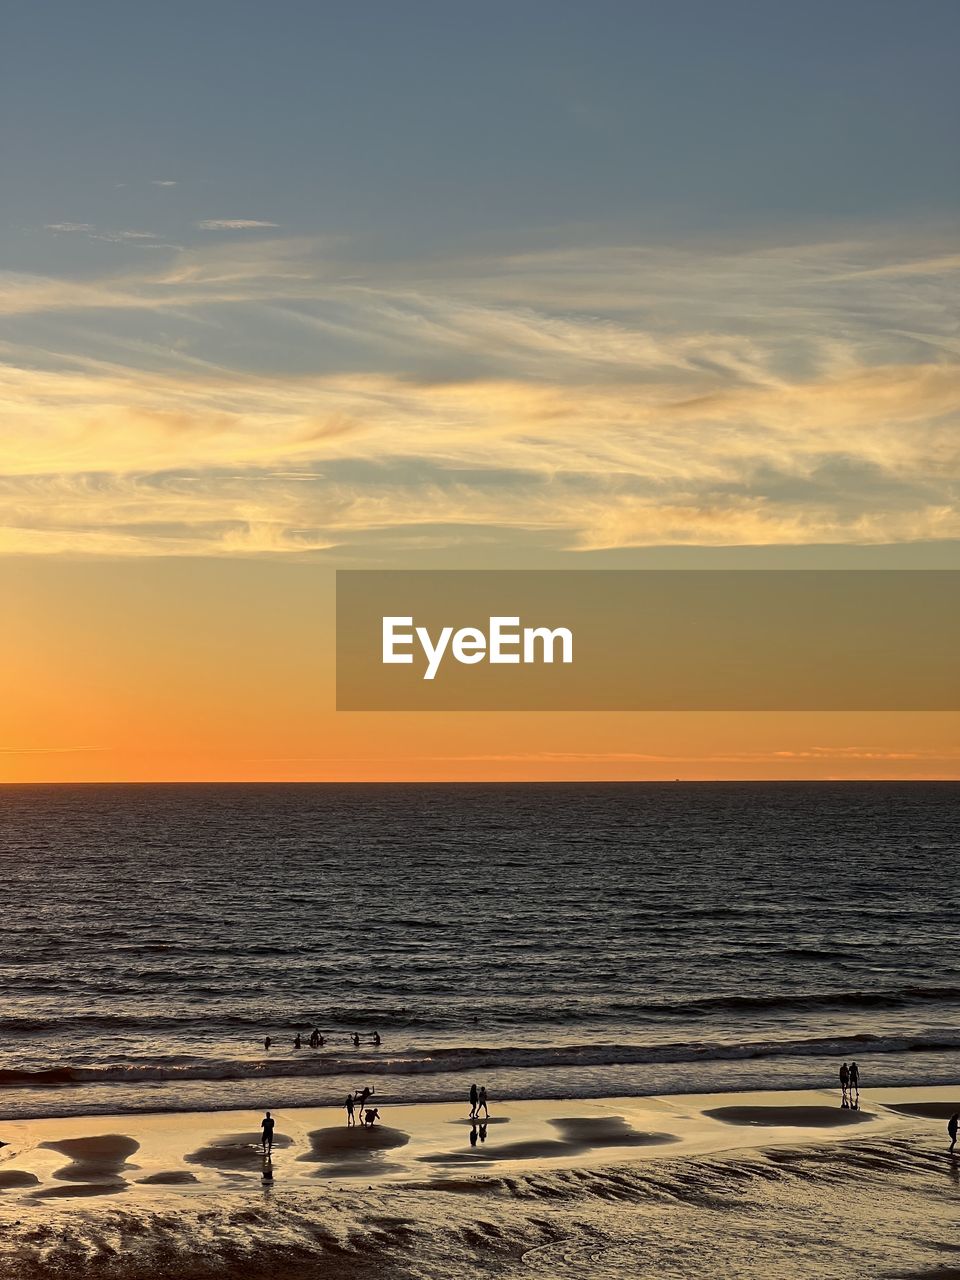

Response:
(0, 1086), (957, 1277)
(703, 1104), (875, 1127)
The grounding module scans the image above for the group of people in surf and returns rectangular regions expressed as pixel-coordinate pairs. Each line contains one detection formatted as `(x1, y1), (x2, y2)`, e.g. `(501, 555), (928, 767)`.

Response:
(261, 1029), (382, 1052)
(839, 1060), (860, 1108)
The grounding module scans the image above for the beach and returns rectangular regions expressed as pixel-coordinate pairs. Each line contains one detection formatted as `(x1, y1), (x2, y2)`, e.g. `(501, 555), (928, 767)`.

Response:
(0, 1085), (957, 1278)
(2, 784), (957, 1276)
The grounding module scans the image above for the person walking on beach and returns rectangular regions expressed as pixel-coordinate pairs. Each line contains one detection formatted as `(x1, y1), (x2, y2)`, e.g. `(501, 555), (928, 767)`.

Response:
(839, 1062), (849, 1105)
(345, 1093), (355, 1127)
(948, 1113), (958, 1155)
(849, 1061), (860, 1102)
(469, 1083), (479, 1118)
(261, 1110), (275, 1153)
(476, 1086), (489, 1118)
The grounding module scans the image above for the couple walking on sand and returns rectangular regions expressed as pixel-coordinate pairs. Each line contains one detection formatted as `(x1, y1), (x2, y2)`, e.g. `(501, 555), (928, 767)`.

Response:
(839, 1060), (860, 1106)
(469, 1083), (489, 1119)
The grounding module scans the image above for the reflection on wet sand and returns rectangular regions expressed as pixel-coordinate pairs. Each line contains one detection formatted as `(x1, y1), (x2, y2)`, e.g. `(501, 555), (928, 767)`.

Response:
(422, 1114), (678, 1166)
(32, 1134), (140, 1199)
(136, 1170), (200, 1185)
(704, 1105), (874, 1127)
(886, 1101), (960, 1120)
(299, 1125), (411, 1177)
(184, 1132), (293, 1173)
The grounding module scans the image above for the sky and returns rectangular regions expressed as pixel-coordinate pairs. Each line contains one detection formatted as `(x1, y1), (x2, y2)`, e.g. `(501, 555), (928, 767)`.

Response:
(2, 1), (959, 781)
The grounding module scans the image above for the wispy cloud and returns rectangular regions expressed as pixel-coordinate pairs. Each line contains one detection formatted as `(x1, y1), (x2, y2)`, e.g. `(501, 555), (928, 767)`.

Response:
(248, 746), (960, 764)
(42, 223), (163, 247)
(196, 219), (280, 231)
(150, 179), (178, 187)
(1, 228), (958, 556)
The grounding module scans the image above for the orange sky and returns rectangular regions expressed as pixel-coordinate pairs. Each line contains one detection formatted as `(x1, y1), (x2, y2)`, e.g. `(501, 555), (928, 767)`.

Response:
(3, 559), (958, 783)
(3, 7), (959, 784)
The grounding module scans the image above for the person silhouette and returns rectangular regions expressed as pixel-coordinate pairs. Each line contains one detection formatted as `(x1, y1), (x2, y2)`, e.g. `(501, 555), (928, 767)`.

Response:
(478, 1123), (487, 1143)
(261, 1110), (275, 1153)
(352, 1033), (360, 1047)
(476, 1086), (489, 1118)
(469, 1083), (479, 1118)
(309, 1028), (319, 1048)
(948, 1112), (958, 1155)
(839, 1062), (849, 1105)
(469, 1123), (478, 1147)
(293, 1033), (301, 1049)
(373, 1031), (381, 1046)
(263, 1036), (272, 1052)
(849, 1061), (860, 1101)
(345, 1093), (355, 1127)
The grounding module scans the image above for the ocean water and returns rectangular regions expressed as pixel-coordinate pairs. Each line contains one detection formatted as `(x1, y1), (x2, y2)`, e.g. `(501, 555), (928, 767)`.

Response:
(1, 782), (958, 1119)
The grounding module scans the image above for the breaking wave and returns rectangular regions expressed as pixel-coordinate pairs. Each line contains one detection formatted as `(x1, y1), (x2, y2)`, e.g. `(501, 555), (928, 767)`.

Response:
(2, 1029), (959, 1090)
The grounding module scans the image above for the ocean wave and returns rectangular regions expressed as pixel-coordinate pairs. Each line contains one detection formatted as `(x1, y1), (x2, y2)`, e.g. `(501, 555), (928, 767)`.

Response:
(2, 1030), (959, 1089)
(0, 1007), (422, 1034)
(657, 985), (960, 1015)
(2, 985), (958, 1037)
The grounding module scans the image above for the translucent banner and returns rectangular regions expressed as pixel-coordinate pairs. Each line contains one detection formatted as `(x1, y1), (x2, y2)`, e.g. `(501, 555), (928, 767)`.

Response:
(336, 570), (960, 710)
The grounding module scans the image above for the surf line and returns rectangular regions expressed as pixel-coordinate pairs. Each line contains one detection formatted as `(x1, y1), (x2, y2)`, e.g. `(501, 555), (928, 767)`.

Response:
(382, 616), (574, 681)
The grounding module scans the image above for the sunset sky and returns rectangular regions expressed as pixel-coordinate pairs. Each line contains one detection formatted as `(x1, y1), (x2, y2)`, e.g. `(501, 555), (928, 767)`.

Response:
(2, 1), (959, 781)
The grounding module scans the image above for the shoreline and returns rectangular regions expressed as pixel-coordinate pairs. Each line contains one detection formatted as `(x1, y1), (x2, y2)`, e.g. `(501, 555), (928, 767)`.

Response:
(5, 1057), (960, 1125)
(2, 1083), (956, 1196)
(2, 1084), (957, 1278)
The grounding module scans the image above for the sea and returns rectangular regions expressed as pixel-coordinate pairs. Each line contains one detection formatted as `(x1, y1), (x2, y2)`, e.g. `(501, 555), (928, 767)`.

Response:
(1, 782), (957, 1121)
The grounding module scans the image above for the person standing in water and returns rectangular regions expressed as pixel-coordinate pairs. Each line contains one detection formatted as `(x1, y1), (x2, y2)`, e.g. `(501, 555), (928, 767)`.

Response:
(352, 1033), (360, 1047)
(373, 1031), (381, 1046)
(849, 1061), (860, 1102)
(476, 1086), (489, 1118)
(293, 1033), (301, 1049)
(469, 1083), (479, 1118)
(948, 1113), (958, 1155)
(839, 1062), (849, 1104)
(261, 1110), (275, 1153)
(263, 1036), (272, 1053)
(345, 1093), (355, 1127)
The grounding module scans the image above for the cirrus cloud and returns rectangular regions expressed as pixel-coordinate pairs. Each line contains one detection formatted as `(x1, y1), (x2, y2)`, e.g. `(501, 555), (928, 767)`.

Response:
(0, 227), (958, 557)
(196, 219), (280, 231)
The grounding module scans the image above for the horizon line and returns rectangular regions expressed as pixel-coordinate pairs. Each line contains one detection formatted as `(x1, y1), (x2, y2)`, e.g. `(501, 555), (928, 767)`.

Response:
(2, 776), (959, 787)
